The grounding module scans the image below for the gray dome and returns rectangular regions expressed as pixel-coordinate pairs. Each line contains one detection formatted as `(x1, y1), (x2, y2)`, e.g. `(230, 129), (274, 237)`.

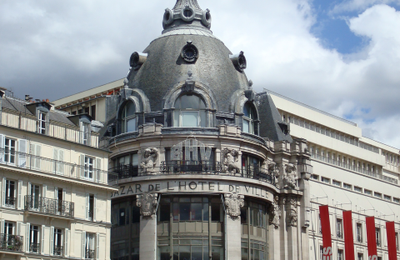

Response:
(127, 2), (251, 113)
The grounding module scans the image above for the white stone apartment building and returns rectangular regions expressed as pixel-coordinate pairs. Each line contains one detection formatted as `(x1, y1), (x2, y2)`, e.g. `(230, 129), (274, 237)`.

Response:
(0, 89), (116, 259)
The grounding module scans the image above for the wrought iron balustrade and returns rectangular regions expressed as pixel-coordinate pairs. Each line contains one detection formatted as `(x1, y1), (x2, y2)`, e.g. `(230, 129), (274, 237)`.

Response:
(5, 196), (16, 207)
(0, 233), (23, 252)
(108, 161), (277, 186)
(24, 195), (74, 218)
(85, 249), (96, 259)
(54, 245), (64, 256)
(29, 242), (40, 254)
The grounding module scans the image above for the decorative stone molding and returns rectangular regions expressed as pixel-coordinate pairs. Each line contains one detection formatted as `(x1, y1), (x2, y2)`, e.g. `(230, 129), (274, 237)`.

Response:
(283, 163), (297, 189)
(224, 193), (244, 219)
(140, 147), (159, 174)
(286, 198), (298, 227)
(270, 195), (281, 228)
(136, 193), (158, 217)
(222, 148), (240, 174)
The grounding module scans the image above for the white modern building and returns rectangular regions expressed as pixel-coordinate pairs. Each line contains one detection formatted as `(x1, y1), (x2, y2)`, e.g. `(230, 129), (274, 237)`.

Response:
(0, 89), (116, 259)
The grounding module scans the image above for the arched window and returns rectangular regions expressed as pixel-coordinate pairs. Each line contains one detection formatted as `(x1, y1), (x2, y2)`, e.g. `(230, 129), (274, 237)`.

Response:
(173, 95), (207, 127)
(243, 102), (257, 134)
(120, 101), (137, 133)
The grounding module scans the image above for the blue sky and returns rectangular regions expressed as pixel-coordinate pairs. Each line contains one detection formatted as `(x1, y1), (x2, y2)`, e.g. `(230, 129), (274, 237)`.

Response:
(1, 0), (400, 147)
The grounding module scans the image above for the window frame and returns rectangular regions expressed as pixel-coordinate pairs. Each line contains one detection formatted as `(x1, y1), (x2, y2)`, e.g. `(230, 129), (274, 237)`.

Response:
(173, 95), (207, 128)
(120, 101), (137, 133)
(4, 138), (16, 164)
(242, 102), (258, 135)
(37, 111), (47, 134)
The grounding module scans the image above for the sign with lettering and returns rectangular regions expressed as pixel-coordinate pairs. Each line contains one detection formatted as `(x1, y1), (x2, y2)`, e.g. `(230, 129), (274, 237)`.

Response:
(110, 180), (274, 201)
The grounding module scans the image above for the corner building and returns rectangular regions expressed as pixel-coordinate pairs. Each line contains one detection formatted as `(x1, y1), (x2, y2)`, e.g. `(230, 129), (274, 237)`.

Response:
(106, 1), (312, 260)
(0, 90), (115, 259)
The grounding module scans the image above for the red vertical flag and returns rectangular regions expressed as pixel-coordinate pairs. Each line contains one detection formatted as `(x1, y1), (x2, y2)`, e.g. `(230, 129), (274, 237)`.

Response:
(386, 221), (397, 260)
(366, 216), (378, 259)
(343, 211), (355, 260)
(319, 205), (332, 259)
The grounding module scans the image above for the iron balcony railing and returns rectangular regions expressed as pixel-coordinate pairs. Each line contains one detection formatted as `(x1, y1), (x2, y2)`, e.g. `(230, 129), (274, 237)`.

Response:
(85, 249), (96, 259)
(54, 245), (63, 256)
(108, 161), (277, 186)
(0, 233), (23, 252)
(0, 148), (109, 185)
(25, 195), (74, 218)
(29, 242), (40, 254)
(5, 196), (16, 207)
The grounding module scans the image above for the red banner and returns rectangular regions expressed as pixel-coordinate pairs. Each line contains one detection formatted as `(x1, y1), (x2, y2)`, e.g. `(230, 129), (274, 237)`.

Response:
(386, 221), (397, 260)
(319, 205), (332, 260)
(343, 211), (355, 260)
(366, 216), (378, 259)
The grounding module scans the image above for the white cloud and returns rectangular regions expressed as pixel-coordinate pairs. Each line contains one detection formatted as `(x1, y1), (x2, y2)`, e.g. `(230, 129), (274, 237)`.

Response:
(1, 0), (400, 148)
(331, 0), (400, 14)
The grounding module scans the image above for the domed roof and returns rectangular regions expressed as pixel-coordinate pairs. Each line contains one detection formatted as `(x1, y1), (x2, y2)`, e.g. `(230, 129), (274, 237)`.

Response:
(126, 0), (251, 113)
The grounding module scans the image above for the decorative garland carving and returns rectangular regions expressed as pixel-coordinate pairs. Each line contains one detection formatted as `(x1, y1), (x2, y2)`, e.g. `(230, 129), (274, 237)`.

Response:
(136, 193), (158, 217)
(224, 193), (244, 219)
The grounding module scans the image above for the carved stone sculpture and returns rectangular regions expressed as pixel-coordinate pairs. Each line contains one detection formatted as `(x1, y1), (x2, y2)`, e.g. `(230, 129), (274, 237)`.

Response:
(140, 147), (159, 173)
(224, 193), (244, 219)
(283, 163), (297, 189)
(270, 195), (281, 228)
(268, 161), (280, 188)
(222, 148), (240, 174)
(136, 193), (158, 217)
(286, 198), (298, 227)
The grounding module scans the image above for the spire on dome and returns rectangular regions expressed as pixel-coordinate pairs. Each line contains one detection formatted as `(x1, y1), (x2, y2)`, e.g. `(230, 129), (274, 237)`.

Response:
(162, 0), (212, 32)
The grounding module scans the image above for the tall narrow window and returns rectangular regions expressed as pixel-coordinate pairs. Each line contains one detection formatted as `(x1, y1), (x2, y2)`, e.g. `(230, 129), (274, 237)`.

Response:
(30, 143), (42, 170)
(84, 156), (94, 179)
(338, 249), (344, 260)
(29, 225), (40, 253)
(120, 101), (137, 133)
(356, 223), (362, 242)
(85, 233), (96, 258)
(4, 138), (16, 164)
(88, 194), (94, 221)
(376, 228), (381, 246)
(81, 122), (91, 145)
(37, 112), (46, 134)
(91, 105), (96, 120)
(337, 219), (343, 238)
(5, 179), (16, 206)
(243, 102), (257, 134)
(29, 184), (41, 210)
(54, 228), (63, 256)
(53, 149), (64, 175)
(173, 95), (207, 127)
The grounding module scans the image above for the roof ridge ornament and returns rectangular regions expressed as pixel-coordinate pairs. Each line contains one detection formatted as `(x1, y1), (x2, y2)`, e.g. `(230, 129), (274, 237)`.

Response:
(162, 0), (212, 32)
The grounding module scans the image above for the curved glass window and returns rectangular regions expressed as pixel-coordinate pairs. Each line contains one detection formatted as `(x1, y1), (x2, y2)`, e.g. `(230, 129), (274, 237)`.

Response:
(120, 101), (137, 133)
(243, 103), (257, 134)
(173, 95), (207, 127)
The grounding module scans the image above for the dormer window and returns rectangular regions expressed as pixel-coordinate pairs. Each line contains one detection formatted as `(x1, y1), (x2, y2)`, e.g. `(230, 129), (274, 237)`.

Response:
(37, 111), (46, 134)
(173, 95), (207, 127)
(243, 102), (258, 135)
(81, 121), (91, 145)
(120, 101), (137, 133)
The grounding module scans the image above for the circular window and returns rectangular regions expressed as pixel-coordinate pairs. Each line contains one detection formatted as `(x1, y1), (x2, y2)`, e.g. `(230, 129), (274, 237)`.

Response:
(163, 8), (173, 27)
(181, 6), (195, 22)
(201, 9), (212, 28)
(181, 42), (198, 63)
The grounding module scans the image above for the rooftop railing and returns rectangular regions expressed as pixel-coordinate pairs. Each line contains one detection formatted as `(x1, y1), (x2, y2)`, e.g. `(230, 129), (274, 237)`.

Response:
(0, 148), (109, 185)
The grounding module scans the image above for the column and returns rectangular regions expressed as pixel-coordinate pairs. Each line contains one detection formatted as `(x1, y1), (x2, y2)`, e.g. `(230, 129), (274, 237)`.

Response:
(224, 193), (244, 260)
(137, 193), (158, 260)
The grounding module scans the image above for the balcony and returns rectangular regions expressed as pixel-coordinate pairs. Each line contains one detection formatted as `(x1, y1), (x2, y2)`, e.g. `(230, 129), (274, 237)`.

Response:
(54, 245), (64, 256)
(0, 234), (23, 253)
(25, 195), (74, 219)
(85, 249), (95, 259)
(109, 161), (277, 187)
(29, 242), (40, 254)
(4, 196), (16, 207)
(0, 148), (109, 185)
